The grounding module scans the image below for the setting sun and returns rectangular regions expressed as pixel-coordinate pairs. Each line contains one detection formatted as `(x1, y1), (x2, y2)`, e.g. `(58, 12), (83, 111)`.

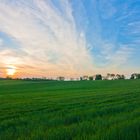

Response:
(6, 66), (16, 76)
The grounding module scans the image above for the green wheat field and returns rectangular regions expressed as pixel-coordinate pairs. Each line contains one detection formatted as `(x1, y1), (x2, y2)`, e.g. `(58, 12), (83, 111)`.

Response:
(0, 80), (140, 140)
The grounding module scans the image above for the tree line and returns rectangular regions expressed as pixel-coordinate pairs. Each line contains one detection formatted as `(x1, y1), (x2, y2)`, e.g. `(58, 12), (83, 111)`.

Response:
(80, 73), (140, 81)
(0, 73), (140, 81)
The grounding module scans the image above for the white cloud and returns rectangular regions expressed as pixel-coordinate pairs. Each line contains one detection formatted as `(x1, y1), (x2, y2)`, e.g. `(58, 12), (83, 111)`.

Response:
(0, 0), (137, 77)
(0, 38), (3, 46)
(109, 45), (134, 67)
(0, 0), (94, 77)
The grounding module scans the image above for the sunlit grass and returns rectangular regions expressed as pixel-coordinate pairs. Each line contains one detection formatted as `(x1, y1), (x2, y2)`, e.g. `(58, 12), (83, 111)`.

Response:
(0, 80), (140, 140)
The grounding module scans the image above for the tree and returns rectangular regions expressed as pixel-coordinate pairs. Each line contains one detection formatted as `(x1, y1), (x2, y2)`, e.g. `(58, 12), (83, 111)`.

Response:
(116, 74), (120, 79)
(130, 73), (140, 79)
(136, 74), (140, 79)
(106, 73), (111, 80)
(116, 74), (125, 80)
(95, 74), (102, 80)
(130, 74), (135, 79)
(6, 76), (12, 80)
(111, 74), (115, 80)
(80, 77), (83, 80)
(106, 73), (115, 80)
(89, 76), (93, 80)
(82, 76), (88, 80)
(121, 75), (125, 79)
(57, 76), (65, 81)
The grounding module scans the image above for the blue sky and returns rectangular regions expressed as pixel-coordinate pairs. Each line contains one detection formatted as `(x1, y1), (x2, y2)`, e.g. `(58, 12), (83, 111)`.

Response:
(0, 0), (140, 77)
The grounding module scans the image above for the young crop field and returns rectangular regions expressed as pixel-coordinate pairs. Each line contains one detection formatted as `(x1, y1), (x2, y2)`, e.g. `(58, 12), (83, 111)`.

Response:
(0, 80), (140, 140)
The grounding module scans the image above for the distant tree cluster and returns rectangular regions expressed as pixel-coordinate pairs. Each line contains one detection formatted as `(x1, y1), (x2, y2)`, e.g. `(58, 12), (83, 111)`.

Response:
(130, 73), (140, 79)
(106, 73), (125, 80)
(57, 76), (65, 81)
(0, 73), (140, 81)
(80, 73), (126, 81)
(95, 74), (102, 80)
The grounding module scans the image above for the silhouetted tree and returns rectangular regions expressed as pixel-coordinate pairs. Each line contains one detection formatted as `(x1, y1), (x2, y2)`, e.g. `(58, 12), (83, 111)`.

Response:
(130, 73), (140, 79)
(111, 74), (115, 80)
(95, 74), (102, 80)
(89, 76), (93, 80)
(137, 74), (140, 79)
(6, 76), (12, 80)
(106, 73), (115, 80)
(58, 76), (65, 81)
(80, 77), (83, 80)
(116, 74), (125, 80)
(83, 76), (89, 80)
(106, 73), (111, 80)
(130, 74), (135, 79)
(121, 75), (125, 79)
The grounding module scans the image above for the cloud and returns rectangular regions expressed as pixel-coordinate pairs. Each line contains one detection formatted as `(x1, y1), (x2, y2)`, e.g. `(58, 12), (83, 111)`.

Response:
(0, 0), (139, 77)
(109, 45), (134, 67)
(92, 40), (134, 69)
(0, 38), (3, 46)
(0, 0), (94, 77)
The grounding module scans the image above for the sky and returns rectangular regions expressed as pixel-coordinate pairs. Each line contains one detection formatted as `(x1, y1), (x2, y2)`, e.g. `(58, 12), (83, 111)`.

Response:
(0, 0), (140, 78)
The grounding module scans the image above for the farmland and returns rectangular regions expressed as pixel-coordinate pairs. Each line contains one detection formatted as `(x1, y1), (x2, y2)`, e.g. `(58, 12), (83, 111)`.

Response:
(0, 79), (140, 140)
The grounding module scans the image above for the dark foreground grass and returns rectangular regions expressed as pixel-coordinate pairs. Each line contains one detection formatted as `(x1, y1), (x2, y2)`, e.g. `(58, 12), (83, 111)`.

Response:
(0, 79), (140, 140)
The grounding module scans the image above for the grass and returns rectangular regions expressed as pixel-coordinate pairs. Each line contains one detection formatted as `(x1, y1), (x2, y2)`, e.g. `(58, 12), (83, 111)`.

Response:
(0, 79), (140, 140)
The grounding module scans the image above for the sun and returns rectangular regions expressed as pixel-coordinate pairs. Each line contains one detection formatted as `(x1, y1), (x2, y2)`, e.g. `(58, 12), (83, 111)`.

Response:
(6, 66), (16, 76)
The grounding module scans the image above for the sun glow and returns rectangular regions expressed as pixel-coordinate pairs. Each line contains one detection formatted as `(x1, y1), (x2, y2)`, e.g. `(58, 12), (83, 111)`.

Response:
(6, 66), (16, 76)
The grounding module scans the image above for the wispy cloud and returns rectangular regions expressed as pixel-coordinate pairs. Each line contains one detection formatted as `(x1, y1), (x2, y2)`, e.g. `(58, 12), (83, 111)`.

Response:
(0, 38), (3, 46)
(0, 0), (94, 77)
(0, 0), (139, 77)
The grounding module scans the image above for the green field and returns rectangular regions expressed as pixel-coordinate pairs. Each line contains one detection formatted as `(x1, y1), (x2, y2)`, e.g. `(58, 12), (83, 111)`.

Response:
(0, 80), (140, 140)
